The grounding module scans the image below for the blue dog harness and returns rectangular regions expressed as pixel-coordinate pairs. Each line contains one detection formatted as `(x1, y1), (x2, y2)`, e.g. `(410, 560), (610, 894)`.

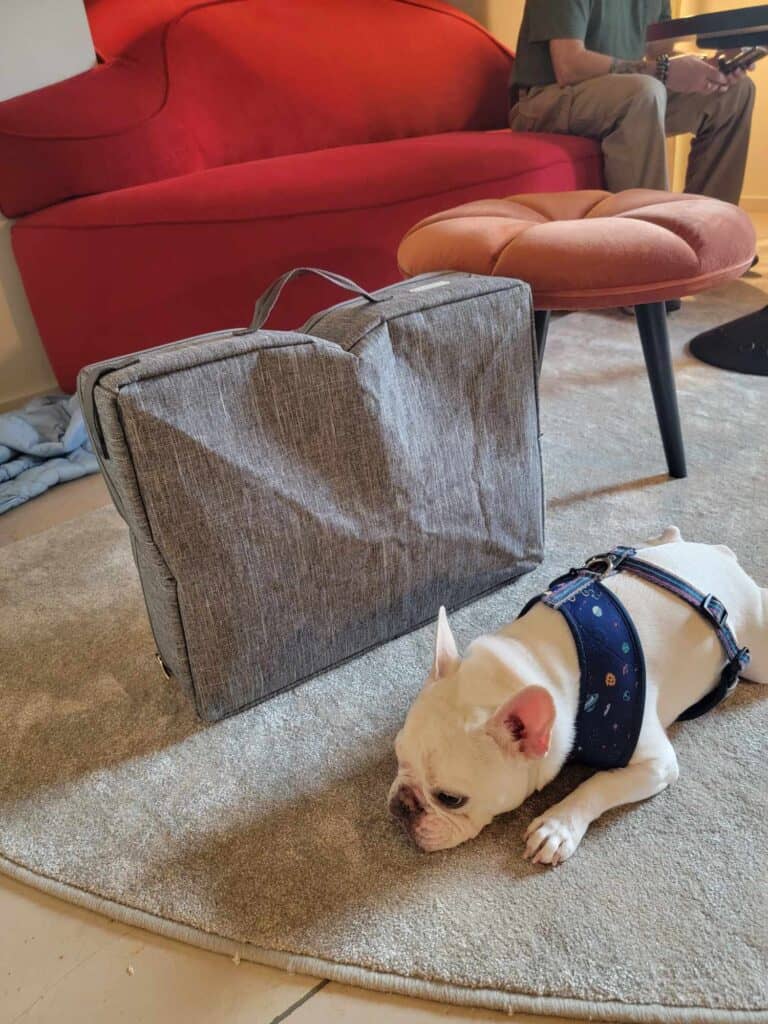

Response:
(520, 547), (750, 770)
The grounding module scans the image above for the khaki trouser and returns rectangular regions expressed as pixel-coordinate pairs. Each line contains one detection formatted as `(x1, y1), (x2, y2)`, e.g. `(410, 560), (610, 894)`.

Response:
(509, 74), (756, 204)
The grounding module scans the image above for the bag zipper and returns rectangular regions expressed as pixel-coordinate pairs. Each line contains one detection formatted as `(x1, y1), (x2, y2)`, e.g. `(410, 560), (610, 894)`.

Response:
(300, 272), (459, 336)
(100, 273), (469, 379)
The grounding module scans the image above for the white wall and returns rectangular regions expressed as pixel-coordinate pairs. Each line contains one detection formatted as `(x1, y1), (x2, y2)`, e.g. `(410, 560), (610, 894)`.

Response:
(0, 0), (95, 409)
(0, 0), (95, 103)
(0, 219), (57, 409)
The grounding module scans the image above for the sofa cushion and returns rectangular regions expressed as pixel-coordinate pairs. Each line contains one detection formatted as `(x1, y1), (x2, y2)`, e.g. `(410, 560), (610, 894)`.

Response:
(13, 129), (602, 390)
(22, 131), (602, 230)
(0, 0), (512, 217)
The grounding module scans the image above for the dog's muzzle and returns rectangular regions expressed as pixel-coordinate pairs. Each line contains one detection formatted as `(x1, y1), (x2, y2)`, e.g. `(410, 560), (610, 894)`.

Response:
(389, 784), (424, 824)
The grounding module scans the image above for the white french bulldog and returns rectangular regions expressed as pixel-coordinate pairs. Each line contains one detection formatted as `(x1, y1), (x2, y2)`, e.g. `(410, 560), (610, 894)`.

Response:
(389, 527), (768, 864)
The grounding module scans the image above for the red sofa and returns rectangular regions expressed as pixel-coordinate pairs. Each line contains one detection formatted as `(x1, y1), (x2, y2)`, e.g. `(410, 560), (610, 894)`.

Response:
(0, 0), (602, 392)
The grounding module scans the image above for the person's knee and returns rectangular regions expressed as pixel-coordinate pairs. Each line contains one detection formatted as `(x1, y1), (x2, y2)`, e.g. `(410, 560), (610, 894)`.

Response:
(730, 73), (756, 113)
(623, 73), (668, 109)
(710, 74), (756, 125)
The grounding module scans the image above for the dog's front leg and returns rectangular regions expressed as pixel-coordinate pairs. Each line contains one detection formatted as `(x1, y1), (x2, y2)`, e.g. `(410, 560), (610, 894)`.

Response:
(523, 729), (678, 866)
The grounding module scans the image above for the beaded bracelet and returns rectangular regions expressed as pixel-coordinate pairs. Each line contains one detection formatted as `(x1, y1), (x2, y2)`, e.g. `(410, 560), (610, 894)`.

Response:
(655, 53), (671, 84)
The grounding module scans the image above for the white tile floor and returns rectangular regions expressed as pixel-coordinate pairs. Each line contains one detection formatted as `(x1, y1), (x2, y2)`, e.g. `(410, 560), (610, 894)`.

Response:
(3, 213), (765, 1023)
(0, 839), (556, 1024)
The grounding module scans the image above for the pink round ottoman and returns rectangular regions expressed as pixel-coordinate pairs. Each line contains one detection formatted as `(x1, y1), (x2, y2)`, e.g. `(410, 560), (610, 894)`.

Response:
(398, 189), (756, 479)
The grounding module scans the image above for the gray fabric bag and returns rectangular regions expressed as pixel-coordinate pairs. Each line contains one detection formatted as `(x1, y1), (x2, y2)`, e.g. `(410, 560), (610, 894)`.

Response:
(78, 268), (543, 721)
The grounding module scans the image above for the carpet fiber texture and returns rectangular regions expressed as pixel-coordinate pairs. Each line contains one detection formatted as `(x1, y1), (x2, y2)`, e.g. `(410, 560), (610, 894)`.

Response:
(1, 279), (767, 1023)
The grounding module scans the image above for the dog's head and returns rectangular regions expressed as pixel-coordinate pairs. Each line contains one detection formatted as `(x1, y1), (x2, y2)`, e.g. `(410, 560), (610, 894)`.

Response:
(389, 608), (555, 851)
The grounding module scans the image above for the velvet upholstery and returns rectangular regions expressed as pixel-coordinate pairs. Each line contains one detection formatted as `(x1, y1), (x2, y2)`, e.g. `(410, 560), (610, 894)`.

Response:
(0, 0), (519, 218)
(1, 0), (604, 390)
(397, 189), (757, 309)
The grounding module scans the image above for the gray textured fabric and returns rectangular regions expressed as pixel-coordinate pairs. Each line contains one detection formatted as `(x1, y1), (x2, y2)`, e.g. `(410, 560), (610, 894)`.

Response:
(78, 271), (543, 721)
(4, 283), (768, 1022)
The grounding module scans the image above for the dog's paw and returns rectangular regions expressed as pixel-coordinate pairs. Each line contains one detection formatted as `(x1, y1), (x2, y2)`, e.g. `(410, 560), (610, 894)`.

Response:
(523, 806), (588, 866)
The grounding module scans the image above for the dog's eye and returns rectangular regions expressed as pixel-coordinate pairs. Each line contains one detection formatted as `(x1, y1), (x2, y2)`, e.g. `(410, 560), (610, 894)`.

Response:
(434, 791), (468, 810)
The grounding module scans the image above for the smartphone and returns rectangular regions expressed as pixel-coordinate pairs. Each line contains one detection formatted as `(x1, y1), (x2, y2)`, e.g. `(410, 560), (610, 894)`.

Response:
(717, 46), (768, 74)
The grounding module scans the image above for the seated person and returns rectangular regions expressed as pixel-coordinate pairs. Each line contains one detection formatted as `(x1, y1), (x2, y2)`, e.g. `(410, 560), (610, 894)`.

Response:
(510, 0), (757, 205)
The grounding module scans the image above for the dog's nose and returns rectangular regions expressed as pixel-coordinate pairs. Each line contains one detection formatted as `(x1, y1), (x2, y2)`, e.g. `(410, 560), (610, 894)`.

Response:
(390, 785), (424, 821)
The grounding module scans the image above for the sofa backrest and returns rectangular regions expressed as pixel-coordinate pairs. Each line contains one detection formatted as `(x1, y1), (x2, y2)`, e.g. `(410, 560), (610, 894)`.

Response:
(0, 0), (511, 218)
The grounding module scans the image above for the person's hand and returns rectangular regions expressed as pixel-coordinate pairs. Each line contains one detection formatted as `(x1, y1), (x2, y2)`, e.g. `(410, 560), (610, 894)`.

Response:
(706, 53), (755, 80)
(666, 54), (730, 94)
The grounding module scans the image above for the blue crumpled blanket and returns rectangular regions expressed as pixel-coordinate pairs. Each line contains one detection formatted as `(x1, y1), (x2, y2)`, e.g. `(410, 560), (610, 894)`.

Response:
(0, 394), (99, 515)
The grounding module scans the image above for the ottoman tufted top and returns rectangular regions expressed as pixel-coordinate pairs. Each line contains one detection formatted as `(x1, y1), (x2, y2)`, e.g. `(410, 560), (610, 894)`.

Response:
(397, 189), (756, 309)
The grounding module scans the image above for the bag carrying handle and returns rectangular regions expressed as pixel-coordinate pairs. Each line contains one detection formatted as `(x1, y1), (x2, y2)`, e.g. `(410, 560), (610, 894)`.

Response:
(247, 267), (379, 332)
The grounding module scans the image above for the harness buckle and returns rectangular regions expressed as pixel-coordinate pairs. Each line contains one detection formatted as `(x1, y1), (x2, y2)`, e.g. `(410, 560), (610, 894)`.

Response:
(721, 651), (747, 697)
(722, 645), (749, 696)
(701, 593), (728, 628)
(583, 548), (633, 579)
(584, 553), (614, 578)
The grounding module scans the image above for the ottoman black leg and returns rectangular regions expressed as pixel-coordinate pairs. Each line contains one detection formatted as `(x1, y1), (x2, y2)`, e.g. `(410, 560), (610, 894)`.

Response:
(533, 309), (551, 371)
(635, 301), (687, 479)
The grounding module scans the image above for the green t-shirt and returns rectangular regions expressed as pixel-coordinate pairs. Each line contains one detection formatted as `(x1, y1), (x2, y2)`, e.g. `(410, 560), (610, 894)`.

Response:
(513, 0), (671, 87)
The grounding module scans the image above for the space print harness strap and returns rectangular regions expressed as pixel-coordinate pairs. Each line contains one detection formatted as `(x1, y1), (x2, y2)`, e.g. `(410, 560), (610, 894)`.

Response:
(519, 547), (751, 770)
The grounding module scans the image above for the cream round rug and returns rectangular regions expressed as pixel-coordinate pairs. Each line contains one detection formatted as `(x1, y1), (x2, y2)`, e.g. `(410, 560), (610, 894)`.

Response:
(1, 284), (767, 1023)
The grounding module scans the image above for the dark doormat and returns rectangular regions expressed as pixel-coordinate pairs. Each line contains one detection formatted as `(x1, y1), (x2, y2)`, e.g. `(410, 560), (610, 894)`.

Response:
(689, 305), (768, 375)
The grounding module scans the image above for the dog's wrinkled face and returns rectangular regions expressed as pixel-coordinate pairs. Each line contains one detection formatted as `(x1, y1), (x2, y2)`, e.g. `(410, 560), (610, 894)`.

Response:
(389, 608), (555, 852)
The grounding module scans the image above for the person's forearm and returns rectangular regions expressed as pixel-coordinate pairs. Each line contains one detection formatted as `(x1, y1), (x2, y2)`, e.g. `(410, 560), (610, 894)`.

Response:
(550, 38), (727, 93)
(551, 46), (613, 85)
(550, 43), (654, 86)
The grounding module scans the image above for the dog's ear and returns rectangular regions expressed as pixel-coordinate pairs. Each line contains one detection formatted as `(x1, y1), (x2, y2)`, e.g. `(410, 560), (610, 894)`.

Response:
(430, 606), (459, 681)
(485, 686), (555, 759)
